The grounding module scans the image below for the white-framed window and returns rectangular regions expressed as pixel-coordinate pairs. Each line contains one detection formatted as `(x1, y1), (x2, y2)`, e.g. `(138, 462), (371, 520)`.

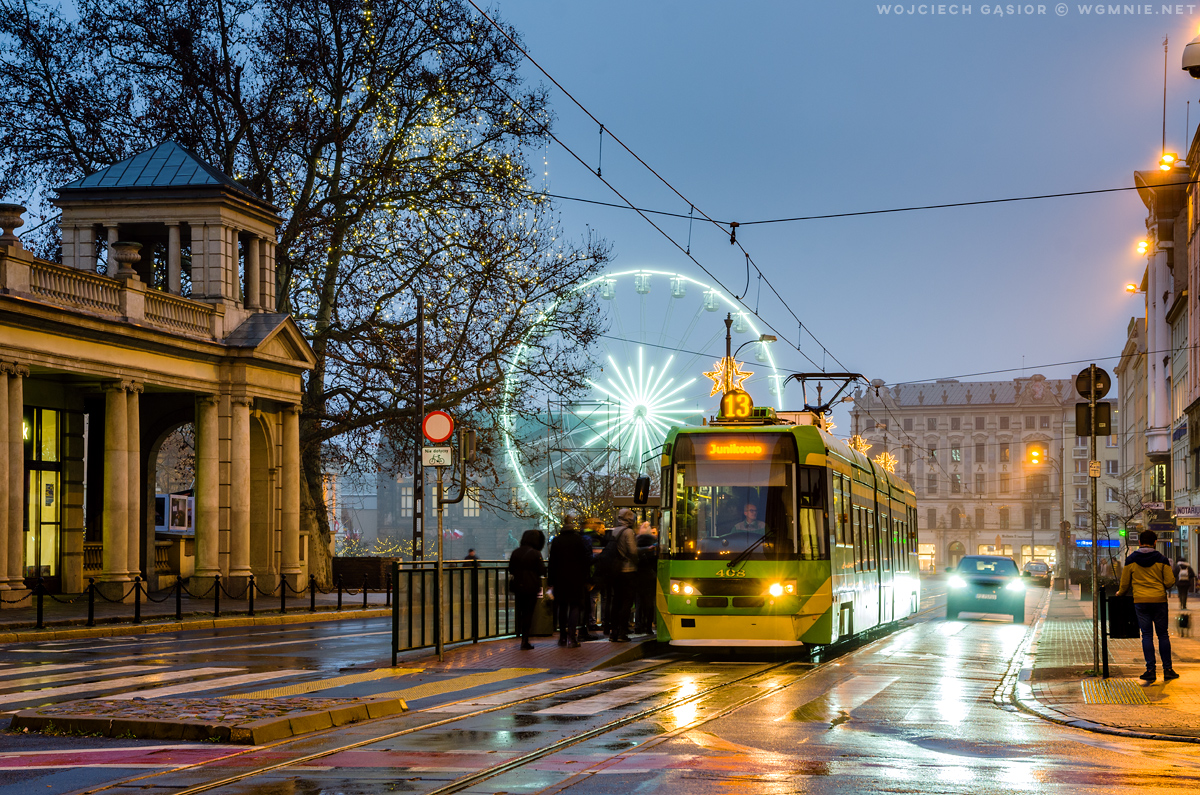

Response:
(463, 487), (480, 518)
(1076, 487), (1087, 502)
(400, 484), (413, 517)
(1106, 460), (1119, 476)
(1106, 487), (1118, 502)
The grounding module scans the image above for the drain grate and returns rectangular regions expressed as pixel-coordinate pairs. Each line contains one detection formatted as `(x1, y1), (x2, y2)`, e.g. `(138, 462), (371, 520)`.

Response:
(1080, 679), (1151, 705)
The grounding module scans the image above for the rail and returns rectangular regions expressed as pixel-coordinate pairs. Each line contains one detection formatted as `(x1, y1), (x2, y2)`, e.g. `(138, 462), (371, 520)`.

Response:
(144, 289), (215, 337)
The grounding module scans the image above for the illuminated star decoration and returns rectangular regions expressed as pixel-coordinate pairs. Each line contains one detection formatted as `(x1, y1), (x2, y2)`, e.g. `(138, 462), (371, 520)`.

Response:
(847, 435), (871, 454)
(702, 357), (754, 397)
(584, 347), (698, 470)
(874, 451), (898, 473)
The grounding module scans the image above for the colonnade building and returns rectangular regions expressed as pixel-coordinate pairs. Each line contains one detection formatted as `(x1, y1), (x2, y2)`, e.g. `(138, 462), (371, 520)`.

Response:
(0, 142), (315, 602)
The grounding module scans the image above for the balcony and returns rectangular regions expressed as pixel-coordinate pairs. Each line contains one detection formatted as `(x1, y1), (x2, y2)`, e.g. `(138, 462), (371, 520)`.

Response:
(1024, 490), (1057, 502)
(1072, 448), (1088, 458)
(4, 250), (222, 340)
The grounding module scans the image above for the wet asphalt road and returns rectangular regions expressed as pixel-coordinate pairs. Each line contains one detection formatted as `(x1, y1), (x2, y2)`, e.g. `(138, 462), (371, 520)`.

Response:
(4, 583), (1200, 794)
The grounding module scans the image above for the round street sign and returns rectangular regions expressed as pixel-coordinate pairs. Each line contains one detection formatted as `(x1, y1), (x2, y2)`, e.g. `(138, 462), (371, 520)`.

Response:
(1075, 367), (1111, 400)
(422, 410), (454, 444)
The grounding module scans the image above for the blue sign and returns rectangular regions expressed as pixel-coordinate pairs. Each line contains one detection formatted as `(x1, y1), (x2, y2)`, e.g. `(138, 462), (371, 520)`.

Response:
(1075, 539), (1121, 548)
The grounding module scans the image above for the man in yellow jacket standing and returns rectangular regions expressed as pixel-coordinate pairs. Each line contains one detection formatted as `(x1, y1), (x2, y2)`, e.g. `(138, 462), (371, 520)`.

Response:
(1117, 529), (1178, 684)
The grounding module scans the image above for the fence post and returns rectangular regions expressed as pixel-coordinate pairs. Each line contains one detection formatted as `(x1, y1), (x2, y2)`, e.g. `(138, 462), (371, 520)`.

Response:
(87, 578), (95, 627)
(337, 574), (343, 611)
(471, 559), (480, 643)
(175, 578), (182, 621)
(213, 574), (221, 618)
(385, 573), (391, 607)
(363, 574), (369, 610)
(133, 576), (142, 624)
(248, 575), (255, 618)
(391, 561), (400, 667)
(407, 567), (414, 649)
(309, 575), (317, 612)
(35, 577), (44, 630)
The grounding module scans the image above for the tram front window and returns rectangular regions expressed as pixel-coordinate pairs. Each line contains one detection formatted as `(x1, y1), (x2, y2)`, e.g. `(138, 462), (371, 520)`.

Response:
(669, 433), (828, 561)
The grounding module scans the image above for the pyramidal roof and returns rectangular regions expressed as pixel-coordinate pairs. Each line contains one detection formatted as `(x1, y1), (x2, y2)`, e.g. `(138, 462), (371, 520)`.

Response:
(58, 141), (259, 199)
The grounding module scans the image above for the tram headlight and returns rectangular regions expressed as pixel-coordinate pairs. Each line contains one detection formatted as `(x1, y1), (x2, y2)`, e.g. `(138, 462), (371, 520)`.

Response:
(768, 583), (783, 597)
(670, 580), (698, 596)
(949, 575), (967, 589)
(766, 581), (796, 597)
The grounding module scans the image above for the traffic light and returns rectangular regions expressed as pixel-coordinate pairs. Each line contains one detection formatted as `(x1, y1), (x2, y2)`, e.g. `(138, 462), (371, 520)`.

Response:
(634, 476), (651, 505)
(1027, 442), (1047, 465)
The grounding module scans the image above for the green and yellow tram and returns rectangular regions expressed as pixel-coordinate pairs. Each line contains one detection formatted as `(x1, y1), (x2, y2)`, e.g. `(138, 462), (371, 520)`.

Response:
(656, 408), (919, 647)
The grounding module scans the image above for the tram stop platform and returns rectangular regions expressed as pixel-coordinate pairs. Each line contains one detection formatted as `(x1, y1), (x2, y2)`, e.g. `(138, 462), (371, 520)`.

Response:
(1018, 585), (1200, 742)
(395, 630), (662, 673)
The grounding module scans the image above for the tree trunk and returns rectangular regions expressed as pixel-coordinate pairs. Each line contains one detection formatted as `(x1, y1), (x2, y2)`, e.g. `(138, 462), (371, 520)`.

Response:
(300, 445), (333, 587)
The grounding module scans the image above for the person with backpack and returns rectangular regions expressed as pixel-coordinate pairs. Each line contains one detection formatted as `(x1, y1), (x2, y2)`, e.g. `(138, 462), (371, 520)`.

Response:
(599, 508), (639, 643)
(548, 515), (593, 647)
(1176, 559), (1195, 609)
(1117, 529), (1178, 683)
(508, 529), (546, 650)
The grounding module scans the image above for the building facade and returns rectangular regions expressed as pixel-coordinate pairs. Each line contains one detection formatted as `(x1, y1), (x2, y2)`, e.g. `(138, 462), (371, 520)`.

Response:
(850, 375), (1119, 572)
(0, 142), (315, 601)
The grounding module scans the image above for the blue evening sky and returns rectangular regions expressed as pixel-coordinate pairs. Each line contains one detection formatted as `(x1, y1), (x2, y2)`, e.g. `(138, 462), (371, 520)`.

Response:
(497, 1), (1200, 430)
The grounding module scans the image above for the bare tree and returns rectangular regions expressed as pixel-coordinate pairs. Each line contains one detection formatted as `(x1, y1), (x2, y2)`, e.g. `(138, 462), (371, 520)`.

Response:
(0, 0), (611, 583)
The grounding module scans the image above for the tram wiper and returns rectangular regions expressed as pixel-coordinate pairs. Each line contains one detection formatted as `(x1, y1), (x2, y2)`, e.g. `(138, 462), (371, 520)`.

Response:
(725, 534), (768, 569)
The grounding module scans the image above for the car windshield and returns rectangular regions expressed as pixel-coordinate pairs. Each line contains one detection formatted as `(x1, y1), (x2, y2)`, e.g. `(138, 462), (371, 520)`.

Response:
(960, 557), (1019, 576)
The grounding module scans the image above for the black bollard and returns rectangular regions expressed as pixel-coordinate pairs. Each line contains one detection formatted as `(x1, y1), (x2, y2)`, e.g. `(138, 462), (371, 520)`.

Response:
(248, 575), (255, 617)
(86, 578), (95, 627)
(280, 573), (287, 614)
(175, 578), (182, 621)
(471, 560), (480, 643)
(309, 575), (317, 612)
(214, 574), (221, 618)
(337, 574), (343, 611)
(363, 575), (369, 610)
(133, 576), (142, 624)
(385, 573), (391, 607)
(35, 577), (44, 630)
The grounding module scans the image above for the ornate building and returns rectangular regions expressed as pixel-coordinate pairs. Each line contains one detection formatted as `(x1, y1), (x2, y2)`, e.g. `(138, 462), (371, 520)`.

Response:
(850, 374), (1120, 572)
(0, 142), (314, 602)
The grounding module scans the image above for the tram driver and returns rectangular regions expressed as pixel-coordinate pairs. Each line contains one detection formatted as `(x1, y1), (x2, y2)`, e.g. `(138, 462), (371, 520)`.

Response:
(731, 502), (766, 534)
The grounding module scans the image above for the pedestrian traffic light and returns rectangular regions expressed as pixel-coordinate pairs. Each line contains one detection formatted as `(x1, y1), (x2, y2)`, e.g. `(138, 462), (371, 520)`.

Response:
(1027, 442), (1047, 465)
(1118, 528), (1127, 538)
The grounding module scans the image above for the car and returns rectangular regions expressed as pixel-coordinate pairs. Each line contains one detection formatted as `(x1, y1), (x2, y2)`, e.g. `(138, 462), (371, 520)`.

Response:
(946, 555), (1026, 622)
(1022, 560), (1051, 587)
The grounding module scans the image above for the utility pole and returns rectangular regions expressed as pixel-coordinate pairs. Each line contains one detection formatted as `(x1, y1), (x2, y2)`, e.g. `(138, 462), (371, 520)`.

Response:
(414, 300), (424, 560)
(1090, 363), (1100, 676)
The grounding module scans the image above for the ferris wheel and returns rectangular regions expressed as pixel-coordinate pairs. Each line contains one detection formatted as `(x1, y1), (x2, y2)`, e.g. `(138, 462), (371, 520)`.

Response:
(501, 268), (786, 521)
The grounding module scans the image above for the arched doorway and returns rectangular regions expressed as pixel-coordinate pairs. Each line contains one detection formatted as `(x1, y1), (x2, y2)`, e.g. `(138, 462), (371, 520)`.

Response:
(250, 417), (275, 582)
(947, 540), (966, 570)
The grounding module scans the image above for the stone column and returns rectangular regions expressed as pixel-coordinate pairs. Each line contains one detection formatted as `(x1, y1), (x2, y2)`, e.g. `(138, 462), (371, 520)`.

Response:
(61, 225), (78, 270)
(126, 383), (142, 578)
(0, 367), (9, 591)
(190, 224), (208, 299)
(245, 236), (261, 311)
(167, 224), (181, 294)
(77, 226), (96, 272)
(100, 382), (130, 585)
(281, 405), (301, 587)
(228, 396), (253, 584)
(6, 366), (26, 591)
(104, 225), (119, 274)
(194, 394), (221, 580)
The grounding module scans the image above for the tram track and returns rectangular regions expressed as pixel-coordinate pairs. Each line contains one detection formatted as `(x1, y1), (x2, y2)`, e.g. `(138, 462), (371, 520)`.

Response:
(69, 593), (952, 795)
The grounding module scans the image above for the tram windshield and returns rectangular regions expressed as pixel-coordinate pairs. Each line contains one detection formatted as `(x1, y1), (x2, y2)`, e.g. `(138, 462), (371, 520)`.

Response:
(668, 433), (828, 561)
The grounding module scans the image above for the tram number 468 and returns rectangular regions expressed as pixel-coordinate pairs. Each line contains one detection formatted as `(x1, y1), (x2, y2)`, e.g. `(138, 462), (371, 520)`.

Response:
(714, 568), (746, 577)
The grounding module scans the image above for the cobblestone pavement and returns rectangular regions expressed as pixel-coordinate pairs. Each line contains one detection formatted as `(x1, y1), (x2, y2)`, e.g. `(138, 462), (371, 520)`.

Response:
(1025, 585), (1200, 738)
(24, 695), (376, 723)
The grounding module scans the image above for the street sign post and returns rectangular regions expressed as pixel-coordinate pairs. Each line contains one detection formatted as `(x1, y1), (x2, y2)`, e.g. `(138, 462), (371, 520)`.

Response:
(1076, 364), (1110, 677)
(422, 410), (455, 444)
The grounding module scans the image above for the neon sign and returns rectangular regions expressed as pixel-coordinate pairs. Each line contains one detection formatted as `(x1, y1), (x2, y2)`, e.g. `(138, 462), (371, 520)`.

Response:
(706, 439), (767, 460)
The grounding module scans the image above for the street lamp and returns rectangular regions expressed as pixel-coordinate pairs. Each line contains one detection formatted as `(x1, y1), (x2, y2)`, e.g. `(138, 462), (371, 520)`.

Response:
(734, 333), (776, 362)
(1026, 441), (1067, 578)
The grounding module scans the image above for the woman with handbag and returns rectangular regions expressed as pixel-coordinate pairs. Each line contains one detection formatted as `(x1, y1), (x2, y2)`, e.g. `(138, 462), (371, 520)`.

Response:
(508, 529), (546, 650)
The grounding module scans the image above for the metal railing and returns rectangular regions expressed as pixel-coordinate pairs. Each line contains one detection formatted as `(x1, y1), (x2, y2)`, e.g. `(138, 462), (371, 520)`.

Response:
(389, 559), (514, 665)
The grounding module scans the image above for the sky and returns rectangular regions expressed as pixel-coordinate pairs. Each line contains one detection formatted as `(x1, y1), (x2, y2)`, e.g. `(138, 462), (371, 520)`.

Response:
(492, 1), (1200, 438)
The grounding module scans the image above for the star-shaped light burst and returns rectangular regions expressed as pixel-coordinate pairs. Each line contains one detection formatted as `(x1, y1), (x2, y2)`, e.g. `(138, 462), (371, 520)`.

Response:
(583, 348), (698, 469)
(702, 356), (753, 397)
(874, 451), (898, 473)
(847, 435), (871, 454)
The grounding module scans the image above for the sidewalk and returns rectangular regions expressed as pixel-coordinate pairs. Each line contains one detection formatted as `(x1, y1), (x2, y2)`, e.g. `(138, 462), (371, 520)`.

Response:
(1018, 585), (1200, 741)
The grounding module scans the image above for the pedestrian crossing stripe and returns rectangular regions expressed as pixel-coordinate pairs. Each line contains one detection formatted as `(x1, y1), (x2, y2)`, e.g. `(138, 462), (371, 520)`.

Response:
(101, 669), (311, 700)
(0, 665), (168, 691)
(224, 667), (423, 699)
(370, 668), (548, 703)
(0, 668), (241, 706)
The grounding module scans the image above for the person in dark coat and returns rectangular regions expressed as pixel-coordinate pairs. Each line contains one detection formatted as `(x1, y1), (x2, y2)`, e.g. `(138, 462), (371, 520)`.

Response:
(634, 522), (659, 635)
(548, 515), (593, 647)
(508, 529), (546, 650)
(606, 508), (640, 642)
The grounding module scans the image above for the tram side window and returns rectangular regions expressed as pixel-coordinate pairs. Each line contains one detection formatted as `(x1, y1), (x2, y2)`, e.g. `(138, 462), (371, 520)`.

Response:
(796, 466), (827, 561)
(852, 506), (863, 572)
(865, 509), (876, 571)
(833, 475), (847, 546)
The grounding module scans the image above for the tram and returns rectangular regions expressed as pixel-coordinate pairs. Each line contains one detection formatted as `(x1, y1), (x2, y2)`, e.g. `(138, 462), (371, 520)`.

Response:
(656, 403), (919, 647)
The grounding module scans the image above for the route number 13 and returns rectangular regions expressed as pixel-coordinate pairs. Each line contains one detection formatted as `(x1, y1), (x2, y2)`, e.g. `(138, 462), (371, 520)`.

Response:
(721, 389), (754, 419)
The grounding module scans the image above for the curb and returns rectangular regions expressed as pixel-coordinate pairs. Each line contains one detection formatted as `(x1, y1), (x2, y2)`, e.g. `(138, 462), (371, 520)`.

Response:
(0, 608), (392, 643)
(10, 696), (407, 744)
(589, 639), (663, 671)
(1004, 592), (1200, 744)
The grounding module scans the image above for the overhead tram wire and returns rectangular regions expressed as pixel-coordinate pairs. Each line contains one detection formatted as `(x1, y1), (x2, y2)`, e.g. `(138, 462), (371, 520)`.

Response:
(399, 0), (830, 373)
(458, 0), (843, 372)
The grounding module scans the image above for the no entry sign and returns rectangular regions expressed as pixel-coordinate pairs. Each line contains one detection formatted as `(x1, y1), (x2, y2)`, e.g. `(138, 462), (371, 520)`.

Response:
(422, 410), (454, 444)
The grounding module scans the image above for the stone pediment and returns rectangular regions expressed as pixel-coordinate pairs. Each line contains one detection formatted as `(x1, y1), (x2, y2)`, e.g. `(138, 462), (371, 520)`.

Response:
(225, 313), (316, 368)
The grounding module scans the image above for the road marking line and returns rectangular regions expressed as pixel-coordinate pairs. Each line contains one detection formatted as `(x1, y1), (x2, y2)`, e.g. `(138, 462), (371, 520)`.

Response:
(0, 663), (93, 678)
(0, 668), (242, 706)
(5, 629), (389, 657)
(101, 669), (312, 700)
(0, 665), (170, 692)
(224, 667), (422, 699)
(373, 668), (548, 703)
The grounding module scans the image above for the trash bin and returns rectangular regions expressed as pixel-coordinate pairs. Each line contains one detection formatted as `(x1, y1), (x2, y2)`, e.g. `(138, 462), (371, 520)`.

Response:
(531, 585), (556, 636)
(1107, 593), (1139, 639)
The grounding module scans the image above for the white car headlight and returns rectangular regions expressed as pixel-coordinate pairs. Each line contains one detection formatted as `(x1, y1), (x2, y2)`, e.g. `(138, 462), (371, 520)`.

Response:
(1006, 579), (1025, 591)
(949, 575), (967, 588)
